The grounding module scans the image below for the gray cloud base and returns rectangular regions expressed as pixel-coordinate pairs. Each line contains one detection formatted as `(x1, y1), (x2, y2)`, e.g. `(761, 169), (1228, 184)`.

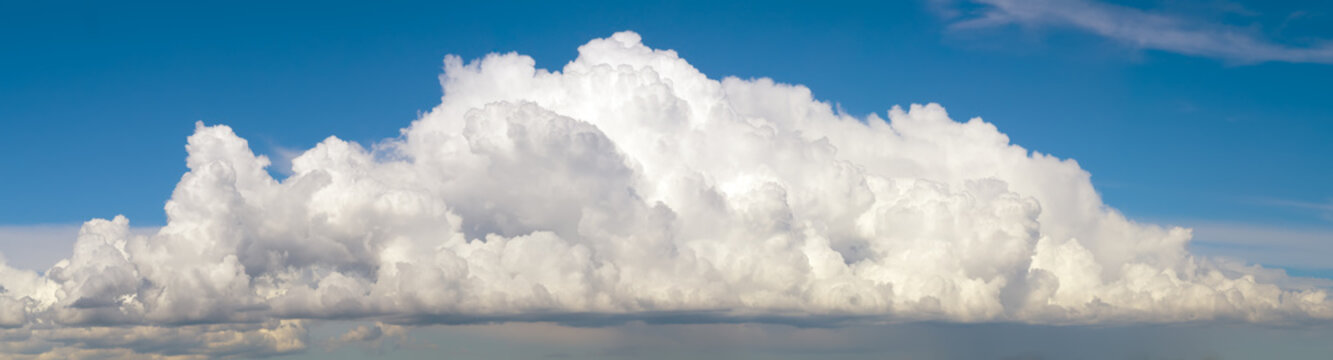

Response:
(0, 32), (1328, 358)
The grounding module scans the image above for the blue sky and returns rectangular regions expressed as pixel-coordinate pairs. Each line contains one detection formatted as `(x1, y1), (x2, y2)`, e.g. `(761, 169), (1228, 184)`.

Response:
(2, 1), (1333, 358)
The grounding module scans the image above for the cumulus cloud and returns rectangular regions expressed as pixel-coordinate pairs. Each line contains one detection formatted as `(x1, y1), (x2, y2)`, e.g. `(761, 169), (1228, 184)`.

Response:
(326, 322), (410, 353)
(940, 0), (1333, 64)
(0, 225), (157, 271)
(0, 321), (306, 360)
(0, 31), (1329, 357)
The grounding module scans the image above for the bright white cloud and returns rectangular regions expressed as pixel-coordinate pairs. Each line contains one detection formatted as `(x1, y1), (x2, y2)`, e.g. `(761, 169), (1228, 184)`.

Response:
(944, 0), (1333, 64)
(0, 31), (1329, 358)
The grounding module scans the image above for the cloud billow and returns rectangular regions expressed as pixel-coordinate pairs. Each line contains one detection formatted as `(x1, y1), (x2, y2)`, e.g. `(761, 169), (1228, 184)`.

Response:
(0, 31), (1327, 358)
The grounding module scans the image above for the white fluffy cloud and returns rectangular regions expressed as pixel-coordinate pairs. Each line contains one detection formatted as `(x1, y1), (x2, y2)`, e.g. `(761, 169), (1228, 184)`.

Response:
(1, 31), (1329, 357)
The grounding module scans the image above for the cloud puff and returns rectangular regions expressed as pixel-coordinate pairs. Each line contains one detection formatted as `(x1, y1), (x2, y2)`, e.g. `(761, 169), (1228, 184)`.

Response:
(0, 31), (1329, 357)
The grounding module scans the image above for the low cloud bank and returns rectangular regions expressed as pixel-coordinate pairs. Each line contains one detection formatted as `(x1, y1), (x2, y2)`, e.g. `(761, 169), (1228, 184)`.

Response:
(1, 31), (1327, 358)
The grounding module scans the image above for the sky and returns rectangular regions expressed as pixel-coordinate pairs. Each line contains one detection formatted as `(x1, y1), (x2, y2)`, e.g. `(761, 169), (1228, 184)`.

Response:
(1, 0), (1332, 359)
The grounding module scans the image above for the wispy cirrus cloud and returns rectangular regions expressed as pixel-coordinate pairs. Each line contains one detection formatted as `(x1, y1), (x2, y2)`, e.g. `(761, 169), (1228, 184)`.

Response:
(938, 0), (1333, 64)
(1187, 222), (1333, 280)
(1249, 197), (1333, 221)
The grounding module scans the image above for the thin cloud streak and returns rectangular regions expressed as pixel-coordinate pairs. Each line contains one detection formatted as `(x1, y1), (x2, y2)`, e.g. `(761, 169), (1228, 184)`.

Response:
(1248, 197), (1333, 221)
(944, 0), (1333, 64)
(1189, 222), (1333, 271)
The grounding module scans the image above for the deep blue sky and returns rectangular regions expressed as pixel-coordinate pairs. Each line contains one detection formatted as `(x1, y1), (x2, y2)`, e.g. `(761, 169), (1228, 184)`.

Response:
(2, 0), (1331, 232)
